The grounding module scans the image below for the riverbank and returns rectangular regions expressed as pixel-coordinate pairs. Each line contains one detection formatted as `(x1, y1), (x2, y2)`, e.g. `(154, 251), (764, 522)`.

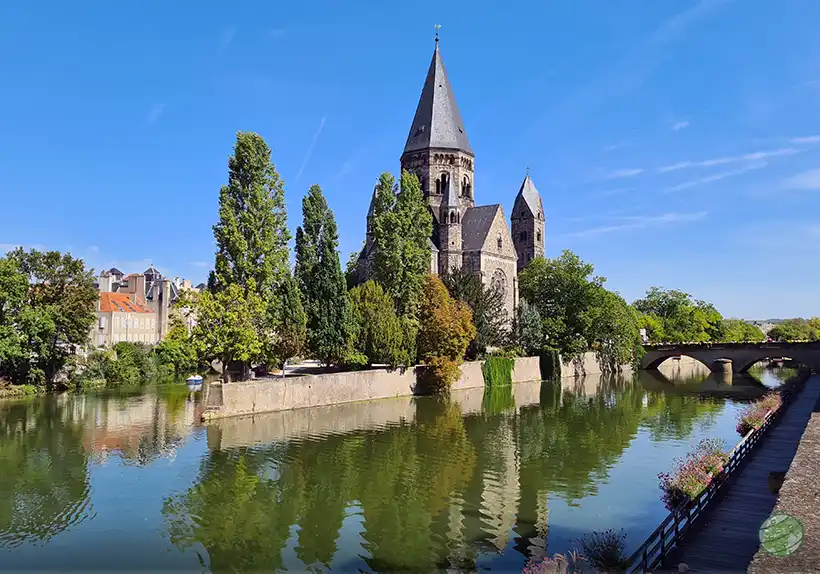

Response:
(748, 388), (820, 573)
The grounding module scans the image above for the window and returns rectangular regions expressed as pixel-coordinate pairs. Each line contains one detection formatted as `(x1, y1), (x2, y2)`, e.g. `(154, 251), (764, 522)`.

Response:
(450, 211), (457, 224)
(497, 235), (503, 249)
(537, 231), (542, 242)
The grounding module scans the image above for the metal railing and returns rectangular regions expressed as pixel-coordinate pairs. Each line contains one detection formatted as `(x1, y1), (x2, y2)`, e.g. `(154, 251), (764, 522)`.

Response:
(624, 373), (808, 573)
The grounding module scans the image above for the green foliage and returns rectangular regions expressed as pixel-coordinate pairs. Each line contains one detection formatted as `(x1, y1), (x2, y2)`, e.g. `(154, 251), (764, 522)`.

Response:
(153, 314), (198, 375)
(481, 355), (514, 388)
(511, 299), (545, 355)
(417, 275), (476, 393)
(209, 131), (290, 302)
(519, 251), (640, 370)
(633, 287), (724, 343)
(349, 280), (412, 368)
(441, 266), (507, 359)
(722, 319), (766, 342)
(72, 342), (161, 390)
(538, 348), (562, 381)
(371, 171), (434, 318)
(0, 249), (97, 389)
(269, 272), (307, 371)
(295, 184), (353, 366)
(767, 318), (820, 341)
(191, 282), (266, 382)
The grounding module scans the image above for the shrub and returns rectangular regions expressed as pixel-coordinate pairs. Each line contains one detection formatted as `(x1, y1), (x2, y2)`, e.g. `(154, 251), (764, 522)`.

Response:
(349, 280), (410, 368)
(417, 275), (475, 393)
(658, 438), (728, 511)
(482, 354), (515, 388)
(736, 392), (782, 436)
(523, 552), (586, 574)
(578, 529), (629, 572)
(538, 348), (562, 381)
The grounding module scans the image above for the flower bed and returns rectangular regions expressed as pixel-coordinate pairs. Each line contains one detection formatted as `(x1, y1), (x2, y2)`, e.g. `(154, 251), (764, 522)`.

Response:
(658, 438), (729, 511)
(736, 392), (782, 436)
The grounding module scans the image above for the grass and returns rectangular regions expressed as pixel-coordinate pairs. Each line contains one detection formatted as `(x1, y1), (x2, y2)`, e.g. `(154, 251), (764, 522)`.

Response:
(482, 355), (515, 388)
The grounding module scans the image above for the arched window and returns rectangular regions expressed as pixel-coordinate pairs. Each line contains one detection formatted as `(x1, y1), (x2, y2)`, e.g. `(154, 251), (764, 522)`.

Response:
(537, 231), (542, 242)
(450, 211), (457, 224)
(497, 234), (503, 249)
(461, 176), (471, 198)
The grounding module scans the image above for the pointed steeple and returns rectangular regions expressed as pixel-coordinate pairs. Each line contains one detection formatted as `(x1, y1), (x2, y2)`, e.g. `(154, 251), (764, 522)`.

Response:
(514, 174), (544, 219)
(403, 39), (473, 156)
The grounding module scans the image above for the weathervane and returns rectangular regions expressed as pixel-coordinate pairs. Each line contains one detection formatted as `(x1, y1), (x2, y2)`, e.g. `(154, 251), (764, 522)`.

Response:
(435, 24), (441, 43)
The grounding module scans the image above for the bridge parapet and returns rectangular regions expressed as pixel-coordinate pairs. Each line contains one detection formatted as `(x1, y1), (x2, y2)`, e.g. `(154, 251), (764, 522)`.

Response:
(640, 341), (820, 373)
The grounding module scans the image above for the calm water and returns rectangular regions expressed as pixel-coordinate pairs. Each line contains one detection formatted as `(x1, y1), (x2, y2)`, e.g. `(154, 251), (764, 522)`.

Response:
(0, 365), (793, 571)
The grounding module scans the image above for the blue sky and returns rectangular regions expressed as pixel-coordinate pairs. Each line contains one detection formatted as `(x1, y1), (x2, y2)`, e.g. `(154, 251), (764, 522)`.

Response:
(2, 0), (820, 319)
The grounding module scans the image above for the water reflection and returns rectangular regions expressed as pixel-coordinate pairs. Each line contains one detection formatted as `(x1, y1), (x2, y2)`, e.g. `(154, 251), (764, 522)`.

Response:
(0, 364), (797, 571)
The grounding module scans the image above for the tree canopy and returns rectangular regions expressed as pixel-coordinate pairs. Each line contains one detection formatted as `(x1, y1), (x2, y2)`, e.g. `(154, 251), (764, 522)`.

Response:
(518, 251), (640, 368)
(0, 249), (97, 388)
(294, 185), (353, 366)
(721, 319), (765, 342)
(209, 131), (290, 301)
(441, 267), (506, 359)
(349, 280), (411, 368)
(633, 287), (725, 344)
(767, 318), (820, 341)
(371, 171), (433, 319)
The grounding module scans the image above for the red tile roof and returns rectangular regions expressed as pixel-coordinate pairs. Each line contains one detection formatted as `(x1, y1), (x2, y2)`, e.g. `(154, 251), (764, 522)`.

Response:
(99, 292), (154, 314)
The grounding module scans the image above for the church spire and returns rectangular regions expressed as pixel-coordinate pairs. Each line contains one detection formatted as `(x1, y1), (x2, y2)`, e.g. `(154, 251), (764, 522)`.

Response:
(403, 36), (473, 156)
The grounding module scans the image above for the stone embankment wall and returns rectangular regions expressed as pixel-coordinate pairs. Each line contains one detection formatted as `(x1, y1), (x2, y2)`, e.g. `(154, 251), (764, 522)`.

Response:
(203, 357), (541, 420)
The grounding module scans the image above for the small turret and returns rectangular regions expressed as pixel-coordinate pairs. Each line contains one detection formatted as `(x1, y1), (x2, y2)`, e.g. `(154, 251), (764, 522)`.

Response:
(511, 173), (545, 271)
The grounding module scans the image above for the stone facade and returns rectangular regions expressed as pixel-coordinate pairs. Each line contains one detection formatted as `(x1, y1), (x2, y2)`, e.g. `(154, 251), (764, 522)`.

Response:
(354, 38), (545, 320)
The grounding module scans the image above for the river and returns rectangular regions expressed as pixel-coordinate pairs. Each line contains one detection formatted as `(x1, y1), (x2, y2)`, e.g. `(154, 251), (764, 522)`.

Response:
(0, 364), (794, 571)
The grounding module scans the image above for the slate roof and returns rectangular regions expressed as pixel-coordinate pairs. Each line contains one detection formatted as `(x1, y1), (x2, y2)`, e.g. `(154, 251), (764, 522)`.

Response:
(462, 205), (501, 251)
(108, 267), (124, 276)
(513, 174), (544, 219)
(403, 41), (473, 156)
(443, 177), (460, 208)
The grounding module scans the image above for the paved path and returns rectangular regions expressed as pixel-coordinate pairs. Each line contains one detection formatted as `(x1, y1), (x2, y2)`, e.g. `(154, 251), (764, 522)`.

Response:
(660, 376), (820, 573)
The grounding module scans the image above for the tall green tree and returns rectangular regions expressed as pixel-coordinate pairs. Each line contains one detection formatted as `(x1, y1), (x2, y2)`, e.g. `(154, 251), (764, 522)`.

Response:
(518, 251), (639, 368)
(191, 282), (265, 383)
(371, 171), (434, 318)
(209, 131), (290, 304)
(270, 273), (307, 374)
(633, 287), (724, 343)
(441, 267), (507, 359)
(294, 185), (352, 366)
(2, 249), (97, 388)
(0, 256), (28, 375)
(510, 299), (545, 355)
(722, 319), (765, 342)
(349, 280), (409, 367)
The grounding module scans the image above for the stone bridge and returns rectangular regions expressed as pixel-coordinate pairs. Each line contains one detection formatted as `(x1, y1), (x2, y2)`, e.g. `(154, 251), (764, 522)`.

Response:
(641, 341), (820, 374)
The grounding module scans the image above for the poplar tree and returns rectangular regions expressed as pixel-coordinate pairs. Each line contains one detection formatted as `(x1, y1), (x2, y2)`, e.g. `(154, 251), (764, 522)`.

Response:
(210, 131), (290, 305)
(371, 170), (433, 318)
(294, 185), (352, 366)
(270, 272), (307, 375)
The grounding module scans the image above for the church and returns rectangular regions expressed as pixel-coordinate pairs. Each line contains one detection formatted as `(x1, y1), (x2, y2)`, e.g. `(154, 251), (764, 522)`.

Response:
(355, 36), (546, 319)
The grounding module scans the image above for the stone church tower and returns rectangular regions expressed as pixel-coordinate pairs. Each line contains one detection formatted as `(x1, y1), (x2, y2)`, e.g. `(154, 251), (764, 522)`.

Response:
(355, 35), (541, 320)
(511, 174), (545, 271)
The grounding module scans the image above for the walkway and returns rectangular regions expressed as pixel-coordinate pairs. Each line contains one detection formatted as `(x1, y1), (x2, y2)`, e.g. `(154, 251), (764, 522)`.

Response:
(661, 375), (820, 572)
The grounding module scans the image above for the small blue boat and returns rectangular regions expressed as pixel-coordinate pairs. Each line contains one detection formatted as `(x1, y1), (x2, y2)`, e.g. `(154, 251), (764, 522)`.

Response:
(186, 375), (203, 391)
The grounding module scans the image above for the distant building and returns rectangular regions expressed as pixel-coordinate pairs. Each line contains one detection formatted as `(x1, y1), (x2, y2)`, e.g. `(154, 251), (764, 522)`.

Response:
(92, 264), (203, 347)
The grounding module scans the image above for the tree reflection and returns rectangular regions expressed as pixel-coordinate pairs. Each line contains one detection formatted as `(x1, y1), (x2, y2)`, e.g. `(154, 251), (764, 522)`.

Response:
(163, 375), (734, 570)
(0, 397), (91, 548)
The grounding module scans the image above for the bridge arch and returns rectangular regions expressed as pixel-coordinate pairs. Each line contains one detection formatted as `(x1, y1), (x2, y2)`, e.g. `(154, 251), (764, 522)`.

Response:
(641, 342), (820, 375)
(641, 353), (713, 372)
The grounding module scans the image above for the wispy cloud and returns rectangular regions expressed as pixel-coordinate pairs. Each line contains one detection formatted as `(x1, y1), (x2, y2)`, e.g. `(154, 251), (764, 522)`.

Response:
(219, 26), (236, 55)
(672, 120), (690, 131)
(593, 187), (633, 198)
(295, 116), (327, 184)
(603, 141), (630, 153)
(781, 168), (820, 191)
(566, 211), (709, 238)
(663, 162), (767, 193)
(190, 261), (210, 268)
(790, 135), (820, 144)
(146, 103), (166, 126)
(604, 168), (643, 180)
(657, 148), (798, 173)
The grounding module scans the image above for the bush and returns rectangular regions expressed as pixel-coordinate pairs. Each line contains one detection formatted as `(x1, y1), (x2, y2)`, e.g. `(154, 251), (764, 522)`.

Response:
(349, 280), (411, 368)
(523, 552), (586, 574)
(538, 348), (562, 381)
(577, 529), (629, 572)
(736, 392), (782, 436)
(482, 354), (515, 388)
(71, 342), (162, 390)
(417, 275), (475, 393)
(658, 438), (728, 511)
